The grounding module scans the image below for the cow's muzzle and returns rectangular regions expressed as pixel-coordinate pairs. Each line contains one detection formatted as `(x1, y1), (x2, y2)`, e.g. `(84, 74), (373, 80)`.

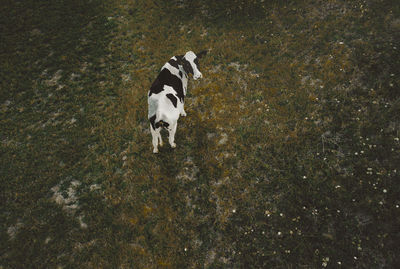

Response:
(193, 72), (203, 80)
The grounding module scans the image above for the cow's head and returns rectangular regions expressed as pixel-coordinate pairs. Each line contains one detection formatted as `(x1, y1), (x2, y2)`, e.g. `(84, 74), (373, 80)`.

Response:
(179, 50), (207, 80)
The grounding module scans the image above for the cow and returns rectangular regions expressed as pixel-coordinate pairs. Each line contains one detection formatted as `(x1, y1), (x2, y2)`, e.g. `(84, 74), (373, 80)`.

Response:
(148, 50), (207, 153)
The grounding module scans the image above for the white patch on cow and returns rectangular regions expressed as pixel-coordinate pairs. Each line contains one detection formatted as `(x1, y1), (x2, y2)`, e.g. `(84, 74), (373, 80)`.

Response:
(148, 92), (158, 119)
(161, 62), (180, 77)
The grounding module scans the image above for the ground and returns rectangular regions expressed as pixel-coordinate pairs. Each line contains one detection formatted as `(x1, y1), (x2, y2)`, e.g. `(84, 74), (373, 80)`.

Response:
(1, 0), (399, 268)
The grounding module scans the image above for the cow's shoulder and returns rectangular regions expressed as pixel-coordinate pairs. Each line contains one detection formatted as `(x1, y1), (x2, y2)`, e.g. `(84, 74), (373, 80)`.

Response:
(149, 62), (185, 102)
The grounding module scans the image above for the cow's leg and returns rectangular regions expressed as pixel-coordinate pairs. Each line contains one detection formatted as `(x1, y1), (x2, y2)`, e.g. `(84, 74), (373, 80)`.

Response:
(150, 124), (159, 153)
(168, 122), (177, 148)
(180, 109), (187, 117)
(158, 130), (163, 147)
(180, 103), (187, 117)
(180, 98), (187, 117)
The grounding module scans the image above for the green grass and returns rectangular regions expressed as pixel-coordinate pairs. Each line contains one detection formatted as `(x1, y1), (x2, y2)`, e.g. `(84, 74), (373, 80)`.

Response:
(1, 0), (399, 268)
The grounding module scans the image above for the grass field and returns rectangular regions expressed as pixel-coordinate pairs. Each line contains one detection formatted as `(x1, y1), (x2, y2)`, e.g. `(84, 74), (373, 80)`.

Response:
(1, 0), (399, 268)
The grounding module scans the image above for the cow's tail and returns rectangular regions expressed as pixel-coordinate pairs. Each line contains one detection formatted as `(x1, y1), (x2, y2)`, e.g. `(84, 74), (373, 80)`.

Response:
(155, 120), (169, 129)
(155, 111), (169, 129)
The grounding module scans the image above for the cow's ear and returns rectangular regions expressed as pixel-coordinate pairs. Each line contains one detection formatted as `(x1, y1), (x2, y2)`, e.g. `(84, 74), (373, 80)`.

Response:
(196, 50), (208, 58)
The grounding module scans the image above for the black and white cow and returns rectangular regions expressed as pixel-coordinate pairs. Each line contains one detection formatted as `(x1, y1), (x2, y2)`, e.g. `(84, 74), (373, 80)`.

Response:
(148, 50), (207, 153)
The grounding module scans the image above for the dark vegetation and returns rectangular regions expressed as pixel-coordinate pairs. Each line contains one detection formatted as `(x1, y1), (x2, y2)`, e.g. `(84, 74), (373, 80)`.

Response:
(1, 0), (399, 268)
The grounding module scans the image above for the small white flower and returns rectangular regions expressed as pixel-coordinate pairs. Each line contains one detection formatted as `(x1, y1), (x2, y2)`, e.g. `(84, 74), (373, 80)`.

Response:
(383, 189), (387, 193)
(335, 185), (341, 188)
(338, 261), (342, 265)
(303, 176), (307, 179)
(277, 231), (282, 236)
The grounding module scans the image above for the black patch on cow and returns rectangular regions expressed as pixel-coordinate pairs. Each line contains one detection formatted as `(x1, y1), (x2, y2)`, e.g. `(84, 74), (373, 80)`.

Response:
(179, 71), (182, 77)
(166, 93), (177, 107)
(155, 120), (169, 129)
(148, 68), (185, 102)
(149, 77), (163, 96)
(149, 114), (156, 130)
(182, 58), (194, 75)
(168, 58), (179, 69)
(194, 58), (199, 70)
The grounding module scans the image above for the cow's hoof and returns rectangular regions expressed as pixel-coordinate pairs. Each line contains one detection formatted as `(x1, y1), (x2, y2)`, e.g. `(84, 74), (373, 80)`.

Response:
(180, 112), (187, 117)
(153, 148), (159, 153)
(171, 143), (176, 148)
